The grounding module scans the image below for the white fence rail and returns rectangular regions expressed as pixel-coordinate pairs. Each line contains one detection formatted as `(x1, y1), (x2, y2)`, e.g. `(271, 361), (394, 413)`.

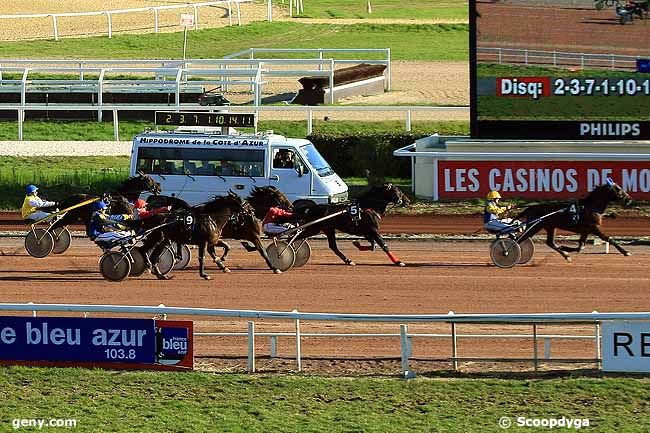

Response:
(0, 0), (253, 41)
(0, 104), (468, 140)
(1, 302), (647, 374)
(477, 47), (644, 71)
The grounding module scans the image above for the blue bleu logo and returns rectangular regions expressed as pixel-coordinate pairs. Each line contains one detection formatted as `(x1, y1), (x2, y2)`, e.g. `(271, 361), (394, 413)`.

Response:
(156, 327), (189, 365)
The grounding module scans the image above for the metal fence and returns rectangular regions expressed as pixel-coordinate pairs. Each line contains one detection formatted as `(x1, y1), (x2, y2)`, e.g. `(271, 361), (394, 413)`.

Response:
(477, 47), (643, 71)
(0, 104), (469, 140)
(1, 302), (647, 374)
(0, 0), (253, 41)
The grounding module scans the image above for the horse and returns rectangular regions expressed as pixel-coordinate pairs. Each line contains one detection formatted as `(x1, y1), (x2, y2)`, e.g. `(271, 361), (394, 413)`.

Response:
(147, 186), (292, 274)
(212, 186), (293, 272)
(291, 183), (410, 266)
(137, 192), (258, 280)
(515, 180), (633, 261)
(50, 173), (161, 231)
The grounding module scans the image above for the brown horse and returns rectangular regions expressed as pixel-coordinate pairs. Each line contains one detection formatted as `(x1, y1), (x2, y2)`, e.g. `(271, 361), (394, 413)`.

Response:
(292, 183), (410, 266)
(516, 180), (633, 261)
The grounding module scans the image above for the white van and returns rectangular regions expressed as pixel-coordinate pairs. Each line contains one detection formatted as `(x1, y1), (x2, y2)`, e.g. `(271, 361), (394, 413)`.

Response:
(130, 131), (349, 206)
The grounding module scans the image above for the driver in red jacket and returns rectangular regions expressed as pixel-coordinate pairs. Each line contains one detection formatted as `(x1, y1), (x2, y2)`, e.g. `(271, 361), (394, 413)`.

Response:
(262, 207), (294, 236)
(133, 199), (170, 220)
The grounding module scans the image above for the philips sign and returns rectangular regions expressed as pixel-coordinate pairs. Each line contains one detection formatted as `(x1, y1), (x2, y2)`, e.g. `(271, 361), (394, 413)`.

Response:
(602, 321), (650, 373)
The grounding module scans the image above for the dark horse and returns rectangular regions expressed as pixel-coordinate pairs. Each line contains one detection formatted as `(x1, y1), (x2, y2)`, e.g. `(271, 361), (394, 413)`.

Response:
(292, 183), (410, 266)
(516, 180), (633, 261)
(139, 192), (266, 280)
(213, 186), (294, 272)
(50, 173), (161, 231)
(147, 186), (291, 274)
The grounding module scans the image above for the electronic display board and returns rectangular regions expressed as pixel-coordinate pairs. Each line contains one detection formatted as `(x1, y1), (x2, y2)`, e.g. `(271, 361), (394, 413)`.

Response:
(471, 0), (650, 140)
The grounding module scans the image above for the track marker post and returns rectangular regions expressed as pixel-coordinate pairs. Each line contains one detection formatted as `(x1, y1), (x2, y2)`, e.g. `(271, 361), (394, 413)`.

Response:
(247, 321), (256, 373)
(449, 311), (458, 371)
(293, 309), (302, 372)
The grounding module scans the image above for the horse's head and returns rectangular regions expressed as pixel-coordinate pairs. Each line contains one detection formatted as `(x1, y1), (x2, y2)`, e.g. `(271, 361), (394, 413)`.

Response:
(605, 178), (633, 206)
(375, 183), (411, 207)
(126, 172), (161, 196)
(248, 186), (293, 217)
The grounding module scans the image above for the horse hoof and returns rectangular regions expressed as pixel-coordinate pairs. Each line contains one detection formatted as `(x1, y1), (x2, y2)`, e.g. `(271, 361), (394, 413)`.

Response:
(397, 261), (406, 267)
(346, 260), (356, 266)
(222, 268), (232, 273)
(201, 275), (212, 280)
(273, 269), (282, 274)
(624, 252), (632, 257)
(564, 256), (572, 262)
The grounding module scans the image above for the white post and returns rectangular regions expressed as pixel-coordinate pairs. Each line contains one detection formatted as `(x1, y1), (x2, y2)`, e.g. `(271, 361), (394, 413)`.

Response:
(247, 321), (255, 373)
(236, 1), (242, 25)
(294, 310), (302, 372)
(106, 12), (113, 39)
(405, 109), (411, 132)
(270, 335), (277, 358)
(318, 50), (323, 71)
(18, 109), (24, 141)
(98, 69), (105, 122)
(28, 302), (36, 317)
(329, 59), (335, 104)
(20, 69), (28, 107)
(400, 324), (409, 376)
(194, 6), (199, 30)
(289, 0), (293, 17)
(450, 322), (458, 371)
(385, 48), (391, 91)
(183, 27), (188, 61)
(153, 8), (159, 33)
(593, 311), (601, 367)
(51, 15), (59, 41)
(307, 109), (313, 135)
(605, 242), (610, 254)
(113, 109), (119, 141)
(267, 0), (273, 22)
(227, 1), (233, 26)
(533, 324), (539, 371)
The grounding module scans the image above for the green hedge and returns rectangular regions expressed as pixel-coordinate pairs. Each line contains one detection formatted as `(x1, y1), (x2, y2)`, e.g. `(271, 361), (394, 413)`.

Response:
(308, 133), (423, 179)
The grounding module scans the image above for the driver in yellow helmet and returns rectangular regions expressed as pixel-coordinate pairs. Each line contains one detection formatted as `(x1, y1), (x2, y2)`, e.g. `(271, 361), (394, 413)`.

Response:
(483, 190), (517, 233)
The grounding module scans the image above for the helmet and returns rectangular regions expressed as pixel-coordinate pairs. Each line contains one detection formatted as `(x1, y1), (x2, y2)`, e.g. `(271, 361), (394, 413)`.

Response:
(134, 199), (147, 209)
(26, 185), (38, 194)
(487, 190), (501, 200)
(94, 201), (108, 211)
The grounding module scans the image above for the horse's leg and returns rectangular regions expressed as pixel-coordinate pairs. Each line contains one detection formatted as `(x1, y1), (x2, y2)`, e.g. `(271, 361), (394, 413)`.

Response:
(241, 241), (257, 252)
(559, 232), (589, 253)
(252, 237), (282, 274)
(210, 243), (231, 273)
(368, 230), (405, 267)
(198, 242), (211, 280)
(150, 240), (172, 280)
(545, 228), (572, 262)
(324, 228), (355, 265)
(592, 226), (631, 256)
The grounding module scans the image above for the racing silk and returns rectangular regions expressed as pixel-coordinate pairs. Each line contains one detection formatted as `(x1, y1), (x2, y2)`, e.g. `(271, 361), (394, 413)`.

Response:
(21, 194), (56, 219)
(88, 211), (132, 239)
(262, 207), (293, 226)
(135, 206), (169, 220)
(483, 200), (508, 224)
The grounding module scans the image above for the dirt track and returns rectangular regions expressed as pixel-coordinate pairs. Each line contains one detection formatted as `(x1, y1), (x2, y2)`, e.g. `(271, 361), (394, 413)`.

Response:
(0, 235), (648, 372)
(478, 3), (650, 57)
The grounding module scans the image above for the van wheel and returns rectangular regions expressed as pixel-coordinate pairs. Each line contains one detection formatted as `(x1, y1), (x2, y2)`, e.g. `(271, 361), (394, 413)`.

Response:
(293, 199), (316, 210)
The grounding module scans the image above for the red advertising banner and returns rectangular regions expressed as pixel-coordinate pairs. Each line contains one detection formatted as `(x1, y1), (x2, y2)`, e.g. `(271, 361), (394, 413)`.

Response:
(438, 160), (650, 200)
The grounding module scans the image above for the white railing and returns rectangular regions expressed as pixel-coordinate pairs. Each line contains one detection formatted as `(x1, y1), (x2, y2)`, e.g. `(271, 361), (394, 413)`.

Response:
(2, 302), (647, 374)
(0, 0), (253, 41)
(477, 47), (643, 71)
(0, 104), (469, 140)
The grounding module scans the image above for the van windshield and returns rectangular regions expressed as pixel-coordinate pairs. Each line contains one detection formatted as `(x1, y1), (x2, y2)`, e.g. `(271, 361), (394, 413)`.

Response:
(300, 144), (333, 177)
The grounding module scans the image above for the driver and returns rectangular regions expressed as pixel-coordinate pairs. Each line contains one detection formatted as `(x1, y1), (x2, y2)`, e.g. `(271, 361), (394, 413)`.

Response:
(88, 201), (135, 244)
(133, 199), (170, 220)
(483, 190), (517, 233)
(262, 206), (295, 236)
(22, 184), (58, 222)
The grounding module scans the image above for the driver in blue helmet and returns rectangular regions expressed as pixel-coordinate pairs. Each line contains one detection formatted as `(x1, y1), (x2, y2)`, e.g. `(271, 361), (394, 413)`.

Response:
(22, 184), (58, 222)
(88, 201), (135, 245)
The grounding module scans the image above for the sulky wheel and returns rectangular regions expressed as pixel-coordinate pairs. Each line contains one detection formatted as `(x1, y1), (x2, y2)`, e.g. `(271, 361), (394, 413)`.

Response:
(291, 240), (311, 268)
(129, 247), (148, 277)
(52, 226), (72, 254)
(518, 238), (535, 265)
(490, 238), (521, 269)
(155, 246), (176, 276)
(266, 240), (296, 272)
(172, 243), (192, 270)
(25, 228), (54, 258)
(99, 251), (132, 282)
